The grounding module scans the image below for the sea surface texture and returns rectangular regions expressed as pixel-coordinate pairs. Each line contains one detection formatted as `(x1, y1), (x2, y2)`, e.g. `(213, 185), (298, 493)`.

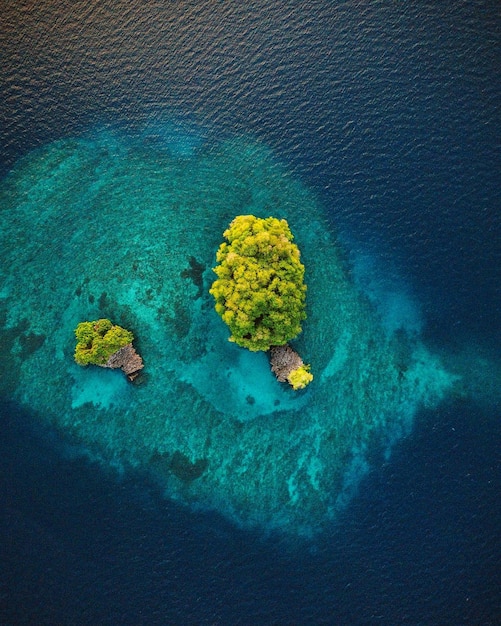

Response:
(1, 1), (500, 624)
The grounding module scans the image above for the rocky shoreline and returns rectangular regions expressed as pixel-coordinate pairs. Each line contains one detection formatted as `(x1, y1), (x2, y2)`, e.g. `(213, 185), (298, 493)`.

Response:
(103, 344), (144, 382)
(269, 344), (304, 383)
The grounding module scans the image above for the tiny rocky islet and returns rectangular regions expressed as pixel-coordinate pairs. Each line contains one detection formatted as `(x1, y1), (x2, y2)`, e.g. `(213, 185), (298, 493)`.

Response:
(74, 318), (144, 382)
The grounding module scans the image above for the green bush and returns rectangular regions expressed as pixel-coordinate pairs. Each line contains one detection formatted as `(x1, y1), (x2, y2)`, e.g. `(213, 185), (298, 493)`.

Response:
(74, 318), (134, 366)
(209, 215), (307, 351)
(287, 364), (313, 390)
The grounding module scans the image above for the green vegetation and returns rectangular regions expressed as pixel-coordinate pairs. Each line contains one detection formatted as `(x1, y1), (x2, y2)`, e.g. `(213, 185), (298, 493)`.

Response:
(74, 318), (133, 366)
(287, 364), (313, 390)
(210, 215), (307, 351)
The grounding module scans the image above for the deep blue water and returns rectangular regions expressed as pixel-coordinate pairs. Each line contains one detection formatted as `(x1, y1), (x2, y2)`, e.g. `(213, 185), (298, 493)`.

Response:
(1, 1), (500, 624)
(1, 398), (500, 624)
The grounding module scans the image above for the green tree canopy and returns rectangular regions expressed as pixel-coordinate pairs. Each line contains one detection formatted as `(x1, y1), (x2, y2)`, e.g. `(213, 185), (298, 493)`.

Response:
(209, 215), (307, 351)
(74, 318), (134, 365)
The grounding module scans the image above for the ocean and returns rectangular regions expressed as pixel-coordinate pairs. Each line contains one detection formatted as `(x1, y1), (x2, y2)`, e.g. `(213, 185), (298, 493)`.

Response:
(1, 1), (500, 624)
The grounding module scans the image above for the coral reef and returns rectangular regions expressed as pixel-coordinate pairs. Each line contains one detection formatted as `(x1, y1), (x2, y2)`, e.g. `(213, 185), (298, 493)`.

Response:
(0, 130), (464, 536)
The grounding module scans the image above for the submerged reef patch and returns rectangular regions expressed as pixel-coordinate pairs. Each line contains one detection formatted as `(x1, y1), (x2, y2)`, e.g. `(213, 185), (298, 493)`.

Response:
(0, 129), (460, 537)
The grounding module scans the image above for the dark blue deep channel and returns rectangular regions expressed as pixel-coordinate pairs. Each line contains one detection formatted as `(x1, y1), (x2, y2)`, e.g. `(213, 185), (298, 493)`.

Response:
(1, 1), (500, 624)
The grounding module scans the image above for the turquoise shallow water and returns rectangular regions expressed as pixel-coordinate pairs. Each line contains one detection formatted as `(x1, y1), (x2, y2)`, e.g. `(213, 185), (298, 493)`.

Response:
(0, 127), (460, 536)
(1, 0), (500, 622)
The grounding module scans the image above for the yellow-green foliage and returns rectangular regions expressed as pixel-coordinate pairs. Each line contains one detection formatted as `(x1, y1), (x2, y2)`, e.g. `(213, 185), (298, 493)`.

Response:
(287, 364), (313, 390)
(74, 318), (134, 366)
(210, 215), (307, 351)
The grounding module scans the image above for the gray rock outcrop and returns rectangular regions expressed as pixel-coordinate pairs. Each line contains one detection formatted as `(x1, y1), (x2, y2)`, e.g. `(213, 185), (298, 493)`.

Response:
(104, 343), (144, 381)
(269, 344), (303, 383)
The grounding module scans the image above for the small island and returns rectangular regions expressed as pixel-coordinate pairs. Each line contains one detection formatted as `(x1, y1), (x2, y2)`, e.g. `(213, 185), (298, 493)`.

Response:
(210, 215), (313, 389)
(74, 318), (144, 381)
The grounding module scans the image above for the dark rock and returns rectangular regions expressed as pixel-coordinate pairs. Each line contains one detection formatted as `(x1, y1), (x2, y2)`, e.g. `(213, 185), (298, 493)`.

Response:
(103, 343), (144, 381)
(269, 344), (304, 382)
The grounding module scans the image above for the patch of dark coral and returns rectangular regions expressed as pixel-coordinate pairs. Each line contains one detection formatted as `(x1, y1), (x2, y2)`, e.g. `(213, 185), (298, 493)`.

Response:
(148, 451), (172, 480)
(168, 450), (208, 483)
(0, 313), (29, 395)
(98, 291), (108, 311)
(171, 300), (191, 339)
(75, 277), (90, 297)
(181, 256), (205, 299)
(19, 332), (46, 359)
